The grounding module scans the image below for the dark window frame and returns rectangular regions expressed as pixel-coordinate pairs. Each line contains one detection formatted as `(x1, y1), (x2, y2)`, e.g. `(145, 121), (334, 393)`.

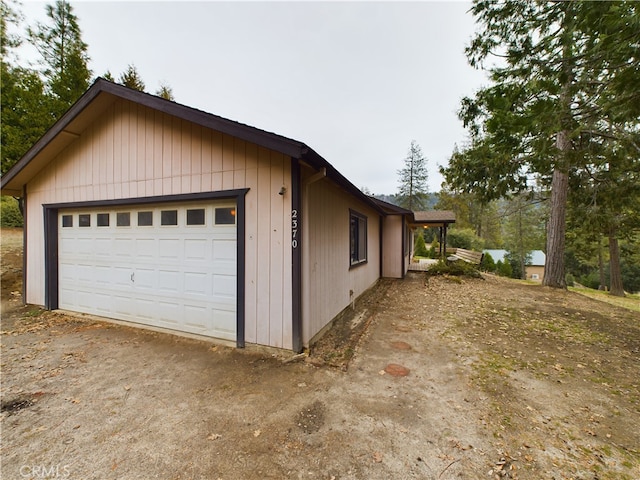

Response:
(160, 209), (178, 226)
(349, 209), (368, 267)
(97, 213), (110, 227)
(215, 207), (236, 225)
(138, 211), (153, 226)
(78, 214), (91, 227)
(186, 208), (206, 226)
(116, 212), (131, 227)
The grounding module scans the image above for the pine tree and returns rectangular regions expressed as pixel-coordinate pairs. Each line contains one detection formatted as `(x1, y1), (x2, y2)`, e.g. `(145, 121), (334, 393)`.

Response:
(119, 64), (146, 91)
(28, 0), (92, 119)
(1, 0), (52, 175)
(442, 1), (640, 290)
(397, 140), (428, 211)
(156, 83), (174, 101)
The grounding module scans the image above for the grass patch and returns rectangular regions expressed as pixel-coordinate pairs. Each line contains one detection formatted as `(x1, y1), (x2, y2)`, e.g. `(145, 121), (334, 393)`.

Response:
(570, 287), (640, 313)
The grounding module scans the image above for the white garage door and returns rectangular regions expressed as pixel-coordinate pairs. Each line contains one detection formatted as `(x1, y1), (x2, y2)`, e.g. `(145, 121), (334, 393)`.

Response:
(58, 201), (237, 341)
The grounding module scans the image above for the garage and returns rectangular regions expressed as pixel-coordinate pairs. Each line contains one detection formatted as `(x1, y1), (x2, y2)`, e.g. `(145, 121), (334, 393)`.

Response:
(57, 200), (238, 341)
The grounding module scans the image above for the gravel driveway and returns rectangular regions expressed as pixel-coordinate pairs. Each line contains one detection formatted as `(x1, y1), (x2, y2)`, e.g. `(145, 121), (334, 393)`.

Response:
(2, 272), (639, 479)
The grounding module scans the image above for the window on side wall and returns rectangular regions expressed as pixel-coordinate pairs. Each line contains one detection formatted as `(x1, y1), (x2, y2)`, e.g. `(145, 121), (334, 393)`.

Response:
(350, 210), (367, 266)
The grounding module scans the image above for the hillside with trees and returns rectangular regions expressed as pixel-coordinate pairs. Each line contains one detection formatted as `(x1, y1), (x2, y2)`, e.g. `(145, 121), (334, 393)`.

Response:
(439, 1), (640, 296)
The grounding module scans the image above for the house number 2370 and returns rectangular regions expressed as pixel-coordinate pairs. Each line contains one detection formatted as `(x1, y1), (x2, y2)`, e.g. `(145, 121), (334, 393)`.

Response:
(291, 209), (299, 249)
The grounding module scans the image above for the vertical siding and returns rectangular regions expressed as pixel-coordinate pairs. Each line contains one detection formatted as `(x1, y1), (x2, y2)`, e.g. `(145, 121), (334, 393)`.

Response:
(302, 173), (381, 345)
(382, 215), (403, 278)
(25, 98), (293, 349)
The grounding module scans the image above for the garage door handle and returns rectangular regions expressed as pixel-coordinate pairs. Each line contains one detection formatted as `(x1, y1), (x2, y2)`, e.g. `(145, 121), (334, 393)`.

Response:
(130, 272), (135, 283)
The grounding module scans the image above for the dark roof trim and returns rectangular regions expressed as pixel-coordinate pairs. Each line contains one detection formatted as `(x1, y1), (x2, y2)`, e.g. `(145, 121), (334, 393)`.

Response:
(370, 197), (414, 216)
(1, 78), (385, 215)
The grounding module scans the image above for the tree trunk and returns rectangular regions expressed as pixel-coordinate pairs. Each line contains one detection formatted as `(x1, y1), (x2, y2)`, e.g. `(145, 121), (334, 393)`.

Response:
(598, 238), (606, 290)
(543, 7), (573, 290)
(543, 167), (569, 289)
(608, 228), (625, 297)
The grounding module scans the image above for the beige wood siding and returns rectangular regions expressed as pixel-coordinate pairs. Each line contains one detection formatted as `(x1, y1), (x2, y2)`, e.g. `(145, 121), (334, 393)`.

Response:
(381, 215), (403, 278)
(526, 266), (545, 282)
(302, 172), (381, 345)
(24, 99), (292, 349)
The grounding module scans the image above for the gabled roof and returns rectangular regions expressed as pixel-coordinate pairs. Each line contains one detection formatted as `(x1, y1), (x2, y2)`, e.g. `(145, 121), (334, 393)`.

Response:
(412, 210), (456, 227)
(1, 78), (383, 214)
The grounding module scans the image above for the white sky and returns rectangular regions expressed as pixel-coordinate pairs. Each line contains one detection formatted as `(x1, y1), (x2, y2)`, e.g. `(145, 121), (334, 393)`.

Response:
(18, 0), (487, 194)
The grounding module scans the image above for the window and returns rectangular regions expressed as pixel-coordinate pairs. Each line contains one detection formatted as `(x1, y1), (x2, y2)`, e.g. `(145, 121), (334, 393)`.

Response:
(97, 213), (110, 227)
(116, 212), (131, 227)
(138, 211), (153, 226)
(62, 215), (73, 227)
(79, 214), (91, 227)
(186, 209), (205, 225)
(350, 210), (367, 266)
(215, 207), (236, 225)
(161, 210), (178, 226)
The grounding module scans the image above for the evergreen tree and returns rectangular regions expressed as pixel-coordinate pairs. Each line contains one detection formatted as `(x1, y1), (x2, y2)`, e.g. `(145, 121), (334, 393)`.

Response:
(119, 64), (146, 91)
(156, 82), (174, 101)
(1, 0), (52, 175)
(28, 0), (92, 119)
(441, 1), (640, 290)
(414, 233), (428, 257)
(397, 140), (428, 211)
(436, 187), (502, 247)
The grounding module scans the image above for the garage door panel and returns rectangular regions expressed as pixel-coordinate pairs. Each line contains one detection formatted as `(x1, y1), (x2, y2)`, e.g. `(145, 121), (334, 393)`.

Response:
(157, 301), (181, 324)
(159, 239), (181, 258)
(135, 239), (157, 258)
(213, 239), (236, 260)
(136, 298), (158, 320)
(158, 270), (181, 293)
(134, 268), (156, 290)
(93, 292), (113, 314)
(113, 266), (133, 287)
(94, 238), (112, 256)
(114, 238), (135, 257)
(184, 239), (208, 260)
(184, 272), (210, 295)
(94, 265), (112, 285)
(183, 304), (209, 329)
(113, 295), (135, 315)
(213, 273), (236, 297)
(58, 201), (237, 342)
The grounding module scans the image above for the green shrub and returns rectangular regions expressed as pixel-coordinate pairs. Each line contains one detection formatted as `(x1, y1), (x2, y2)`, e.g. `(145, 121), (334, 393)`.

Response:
(414, 233), (428, 257)
(447, 227), (484, 251)
(481, 252), (496, 272)
(578, 272), (600, 290)
(565, 273), (575, 287)
(0, 196), (23, 227)
(496, 260), (513, 278)
(427, 259), (482, 278)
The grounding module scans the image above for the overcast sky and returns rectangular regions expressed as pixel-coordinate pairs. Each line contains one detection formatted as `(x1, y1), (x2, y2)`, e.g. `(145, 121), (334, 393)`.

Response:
(19, 0), (488, 194)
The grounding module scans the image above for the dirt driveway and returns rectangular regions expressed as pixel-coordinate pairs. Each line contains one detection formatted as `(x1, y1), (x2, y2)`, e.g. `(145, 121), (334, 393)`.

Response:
(2, 229), (639, 479)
